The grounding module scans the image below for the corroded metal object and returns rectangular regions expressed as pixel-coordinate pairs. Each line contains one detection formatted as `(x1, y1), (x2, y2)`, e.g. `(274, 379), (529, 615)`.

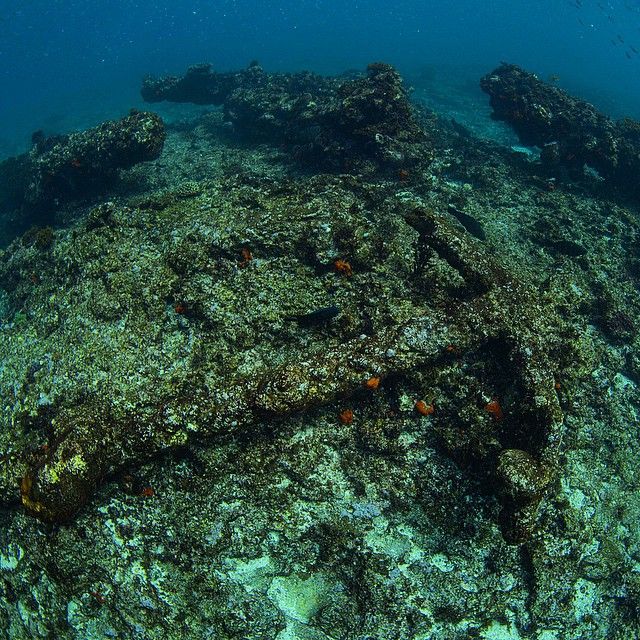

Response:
(2, 192), (563, 544)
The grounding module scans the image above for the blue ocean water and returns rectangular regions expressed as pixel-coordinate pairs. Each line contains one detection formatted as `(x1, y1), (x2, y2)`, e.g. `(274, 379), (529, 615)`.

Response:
(1, 0), (639, 158)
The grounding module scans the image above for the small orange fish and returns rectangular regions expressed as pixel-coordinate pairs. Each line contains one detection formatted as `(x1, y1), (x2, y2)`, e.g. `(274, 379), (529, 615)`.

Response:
(334, 259), (353, 277)
(339, 409), (354, 425)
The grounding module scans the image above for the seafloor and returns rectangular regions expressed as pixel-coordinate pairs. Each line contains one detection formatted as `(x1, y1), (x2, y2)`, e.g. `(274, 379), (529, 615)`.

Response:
(0, 67), (639, 640)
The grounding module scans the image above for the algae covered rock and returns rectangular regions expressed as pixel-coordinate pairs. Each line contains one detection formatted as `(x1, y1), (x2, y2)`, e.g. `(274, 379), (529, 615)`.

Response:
(480, 62), (640, 197)
(25, 110), (166, 208)
(0, 110), (165, 225)
(143, 61), (429, 172)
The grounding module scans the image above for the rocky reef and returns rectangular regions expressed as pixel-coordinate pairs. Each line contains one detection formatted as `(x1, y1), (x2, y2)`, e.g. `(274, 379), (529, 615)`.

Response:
(0, 62), (639, 639)
(480, 63), (640, 198)
(0, 110), (165, 230)
(143, 62), (428, 172)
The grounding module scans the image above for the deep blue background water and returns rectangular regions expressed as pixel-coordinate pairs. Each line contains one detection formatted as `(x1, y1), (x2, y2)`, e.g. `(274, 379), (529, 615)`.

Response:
(1, 0), (639, 158)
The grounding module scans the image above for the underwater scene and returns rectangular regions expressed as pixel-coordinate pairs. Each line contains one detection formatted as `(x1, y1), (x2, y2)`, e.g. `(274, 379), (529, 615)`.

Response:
(2, 0), (640, 638)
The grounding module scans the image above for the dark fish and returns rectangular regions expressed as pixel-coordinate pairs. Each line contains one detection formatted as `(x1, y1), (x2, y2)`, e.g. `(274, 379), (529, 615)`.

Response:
(447, 205), (486, 241)
(627, 50), (633, 58)
(618, 34), (625, 43)
(290, 305), (340, 327)
(450, 118), (472, 138)
(547, 239), (587, 257)
(631, 45), (639, 53)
